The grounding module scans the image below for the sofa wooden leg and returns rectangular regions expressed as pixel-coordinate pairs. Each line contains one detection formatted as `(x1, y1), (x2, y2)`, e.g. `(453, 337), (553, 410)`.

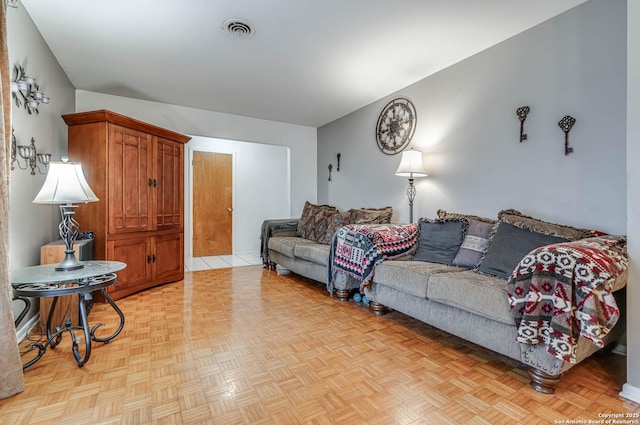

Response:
(370, 301), (388, 316)
(335, 289), (349, 302)
(528, 367), (560, 394)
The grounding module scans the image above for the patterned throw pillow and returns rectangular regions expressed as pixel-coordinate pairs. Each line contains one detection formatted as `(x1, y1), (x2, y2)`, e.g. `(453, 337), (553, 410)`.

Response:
(475, 222), (569, 279)
(412, 218), (468, 265)
(436, 209), (495, 224)
(452, 219), (494, 268)
(497, 209), (592, 241)
(318, 211), (352, 244)
(297, 201), (338, 237)
(349, 206), (393, 224)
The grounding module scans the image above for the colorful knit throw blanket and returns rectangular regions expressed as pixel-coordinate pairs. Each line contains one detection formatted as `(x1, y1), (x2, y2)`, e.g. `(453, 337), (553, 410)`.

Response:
(329, 223), (418, 293)
(506, 235), (628, 363)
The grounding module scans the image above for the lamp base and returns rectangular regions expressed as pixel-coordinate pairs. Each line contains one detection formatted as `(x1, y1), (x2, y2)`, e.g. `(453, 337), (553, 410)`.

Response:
(55, 250), (84, 271)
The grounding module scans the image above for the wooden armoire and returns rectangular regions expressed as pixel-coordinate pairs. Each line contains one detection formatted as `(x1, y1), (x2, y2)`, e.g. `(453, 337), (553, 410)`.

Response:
(63, 110), (191, 300)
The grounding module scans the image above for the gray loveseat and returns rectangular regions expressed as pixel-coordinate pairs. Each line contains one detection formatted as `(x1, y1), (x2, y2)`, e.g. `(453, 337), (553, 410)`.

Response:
(262, 207), (628, 394)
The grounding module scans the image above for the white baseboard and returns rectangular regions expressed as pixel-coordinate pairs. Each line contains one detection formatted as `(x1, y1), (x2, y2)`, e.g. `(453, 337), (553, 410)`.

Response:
(612, 344), (627, 356)
(620, 383), (640, 404)
(16, 314), (40, 343)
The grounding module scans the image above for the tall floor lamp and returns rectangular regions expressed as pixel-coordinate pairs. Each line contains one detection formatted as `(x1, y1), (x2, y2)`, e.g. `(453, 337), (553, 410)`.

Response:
(395, 148), (427, 223)
(33, 158), (98, 271)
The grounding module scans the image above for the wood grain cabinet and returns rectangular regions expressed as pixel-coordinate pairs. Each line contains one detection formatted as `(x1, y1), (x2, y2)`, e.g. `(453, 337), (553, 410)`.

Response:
(63, 110), (191, 300)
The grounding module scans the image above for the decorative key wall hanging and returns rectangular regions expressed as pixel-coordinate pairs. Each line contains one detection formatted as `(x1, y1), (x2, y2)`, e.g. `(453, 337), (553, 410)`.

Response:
(516, 106), (530, 142)
(558, 115), (576, 155)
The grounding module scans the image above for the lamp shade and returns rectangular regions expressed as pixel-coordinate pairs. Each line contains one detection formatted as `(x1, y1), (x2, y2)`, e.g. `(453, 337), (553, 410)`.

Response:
(395, 148), (427, 178)
(33, 160), (99, 204)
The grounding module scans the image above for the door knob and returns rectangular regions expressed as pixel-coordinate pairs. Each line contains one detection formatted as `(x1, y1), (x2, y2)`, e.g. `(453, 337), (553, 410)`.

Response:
(227, 208), (233, 212)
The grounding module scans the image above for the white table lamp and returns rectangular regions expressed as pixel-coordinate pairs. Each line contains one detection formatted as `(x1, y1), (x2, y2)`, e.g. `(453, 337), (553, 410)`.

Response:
(33, 158), (98, 271)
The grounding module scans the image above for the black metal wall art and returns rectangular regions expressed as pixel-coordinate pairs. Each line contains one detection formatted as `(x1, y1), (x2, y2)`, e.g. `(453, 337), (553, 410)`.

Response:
(516, 106), (530, 142)
(336, 153), (341, 171)
(558, 115), (576, 155)
(328, 164), (333, 181)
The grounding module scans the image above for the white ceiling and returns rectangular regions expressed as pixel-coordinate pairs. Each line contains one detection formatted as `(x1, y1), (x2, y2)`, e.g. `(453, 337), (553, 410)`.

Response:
(21, 0), (588, 128)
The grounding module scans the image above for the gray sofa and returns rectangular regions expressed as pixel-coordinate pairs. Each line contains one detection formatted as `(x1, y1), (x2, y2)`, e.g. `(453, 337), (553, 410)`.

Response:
(262, 210), (628, 394)
(362, 259), (626, 394)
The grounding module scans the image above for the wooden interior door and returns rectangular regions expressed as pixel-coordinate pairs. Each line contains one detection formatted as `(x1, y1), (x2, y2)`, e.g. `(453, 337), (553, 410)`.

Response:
(193, 152), (233, 257)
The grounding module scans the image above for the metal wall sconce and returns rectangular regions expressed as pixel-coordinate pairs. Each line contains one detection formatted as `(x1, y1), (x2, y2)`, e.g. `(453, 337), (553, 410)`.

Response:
(10, 64), (51, 115)
(11, 129), (51, 175)
(336, 153), (341, 171)
(516, 106), (530, 142)
(558, 115), (576, 155)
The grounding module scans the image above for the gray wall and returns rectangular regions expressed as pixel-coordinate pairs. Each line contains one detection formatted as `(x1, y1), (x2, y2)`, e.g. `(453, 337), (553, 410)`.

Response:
(624, 0), (640, 401)
(318, 0), (626, 236)
(7, 2), (76, 335)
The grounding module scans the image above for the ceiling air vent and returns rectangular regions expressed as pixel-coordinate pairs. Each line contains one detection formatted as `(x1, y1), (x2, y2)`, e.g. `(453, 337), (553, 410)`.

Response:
(223, 19), (254, 38)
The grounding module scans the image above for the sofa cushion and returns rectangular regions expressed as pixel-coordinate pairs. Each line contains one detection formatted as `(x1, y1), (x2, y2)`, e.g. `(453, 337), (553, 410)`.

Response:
(426, 270), (514, 325)
(412, 218), (468, 265)
(297, 201), (338, 238)
(268, 236), (317, 259)
(476, 222), (569, 279)
(349, 206), (393, 224)
(452, 219), (494, 268)
(498, 209), (592, 241)
(294, 243), (331, 266)
(373, 260), (462, 299)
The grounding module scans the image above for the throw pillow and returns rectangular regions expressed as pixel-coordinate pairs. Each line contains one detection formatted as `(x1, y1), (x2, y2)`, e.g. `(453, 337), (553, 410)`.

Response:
(319, 211), (352, 244)
(475, 222), (569, 279)
(300, 208), (338, 242)
(297, 201), (338, 237)
(497, 209), (592, 241)
(412, 218), (468, 265)
(452, 219), (494, 268)
(349, 206), (393, 224)
(436, 209), (495, 224)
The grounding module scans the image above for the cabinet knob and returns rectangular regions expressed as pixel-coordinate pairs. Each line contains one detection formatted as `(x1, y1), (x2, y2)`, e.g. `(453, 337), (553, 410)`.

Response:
(227, 207), (233, 212)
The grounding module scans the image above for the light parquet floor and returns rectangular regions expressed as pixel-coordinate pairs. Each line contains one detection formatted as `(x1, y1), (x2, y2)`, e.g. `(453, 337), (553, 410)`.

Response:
(2, 266), (639, 424)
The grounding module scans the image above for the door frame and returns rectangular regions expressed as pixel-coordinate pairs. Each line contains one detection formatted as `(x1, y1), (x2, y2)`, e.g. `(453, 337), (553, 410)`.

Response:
(185, 147), (236, 258)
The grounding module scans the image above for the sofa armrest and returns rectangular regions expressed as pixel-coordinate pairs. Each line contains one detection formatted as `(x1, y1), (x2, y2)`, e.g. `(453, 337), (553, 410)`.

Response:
(260, 218), (300, 266)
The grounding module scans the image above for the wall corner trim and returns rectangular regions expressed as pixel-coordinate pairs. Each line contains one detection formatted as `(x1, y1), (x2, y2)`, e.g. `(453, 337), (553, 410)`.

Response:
(620, 383), (640, 404)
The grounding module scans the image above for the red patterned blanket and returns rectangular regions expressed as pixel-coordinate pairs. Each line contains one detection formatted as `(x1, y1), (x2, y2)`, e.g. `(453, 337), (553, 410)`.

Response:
(506, 235), (628, 363)
(328, 224), (418, 293)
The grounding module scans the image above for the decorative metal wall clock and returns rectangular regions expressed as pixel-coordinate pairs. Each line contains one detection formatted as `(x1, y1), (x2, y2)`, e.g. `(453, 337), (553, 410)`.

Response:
(375, 97), (417, 155)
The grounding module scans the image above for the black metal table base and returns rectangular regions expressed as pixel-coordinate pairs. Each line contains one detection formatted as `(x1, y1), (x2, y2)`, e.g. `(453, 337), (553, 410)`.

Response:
(19, 279), (125, 369)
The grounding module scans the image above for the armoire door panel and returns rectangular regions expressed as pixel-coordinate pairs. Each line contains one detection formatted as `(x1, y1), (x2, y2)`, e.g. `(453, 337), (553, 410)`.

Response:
(153, 233), (184, 281)
(107, 237), (152, 291)
(108, 124), (155, 234)
(156, 138), (183, 231)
